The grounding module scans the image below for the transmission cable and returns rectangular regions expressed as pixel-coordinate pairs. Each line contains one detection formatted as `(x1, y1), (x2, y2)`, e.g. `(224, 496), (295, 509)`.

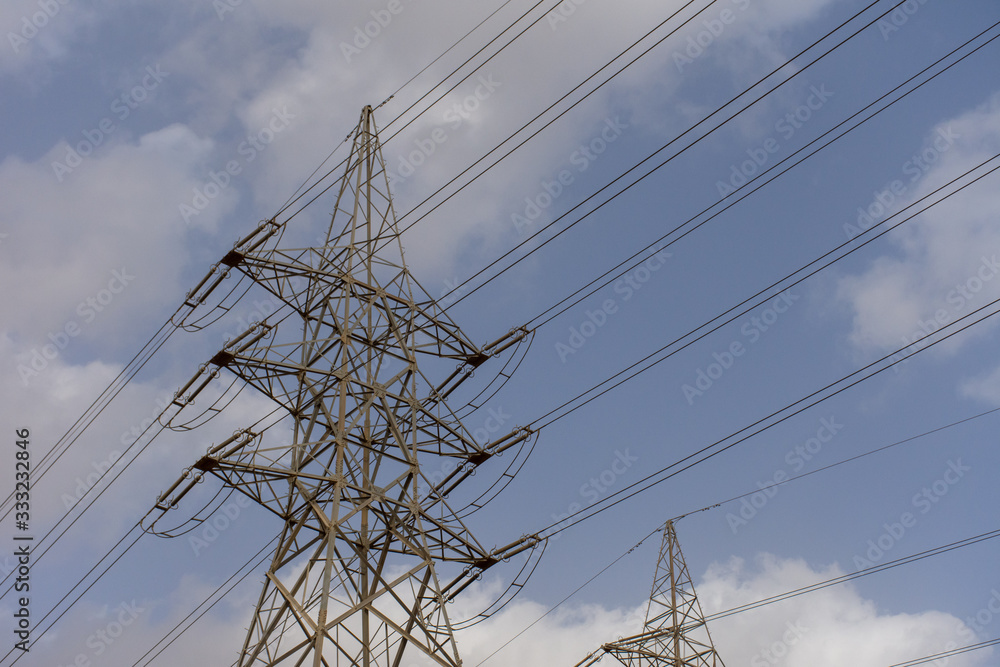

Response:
(0, 395), (288, 601)
(140, 149), (1000, 645)
(6, 0), (541, 563)
(887, 639), (1000, 667)
(536, 292), (1000, 543)
(134, 535), (279, 666)
(476, 405), (1000, 663)
(94, 81), (1000, 667)
(525, 21), (1000, 330)
(257, 0), (915, 330)
(0, 291), (313, 594)
(527, 151), (1000, 436)
(473, 524), (664, 667)
(379, 0), (552, 145)
(22, 0), (993, 652)
(394, 0), (717, 226)
(479, 156), (1000, 540)
(705, 526), (1000, 623)
(148, 174), (1000, 663)
(2, 522), (144, 664)
(271, 0), (561, 223)
(673, 406), (1000, 523)
(481, 522), (1000, 664)
(0, 406), (290, 657)
(437, 0), (913, 309)
(39, 181), (998, 663)
(0, 318), (178, 522)
(275, 0), (739, 287)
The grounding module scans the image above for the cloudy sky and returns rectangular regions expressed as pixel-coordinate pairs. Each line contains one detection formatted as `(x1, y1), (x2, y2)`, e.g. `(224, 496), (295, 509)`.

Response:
(2, 0), (1000, 665)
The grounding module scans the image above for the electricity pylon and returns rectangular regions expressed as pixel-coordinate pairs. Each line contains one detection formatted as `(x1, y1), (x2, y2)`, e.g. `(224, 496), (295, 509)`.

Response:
(574, 520), (726, 667)
(146, 106), (538, 666)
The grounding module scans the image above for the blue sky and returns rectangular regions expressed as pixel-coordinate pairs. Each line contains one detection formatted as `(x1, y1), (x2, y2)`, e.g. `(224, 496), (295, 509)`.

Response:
(2, 0), (1000, 665)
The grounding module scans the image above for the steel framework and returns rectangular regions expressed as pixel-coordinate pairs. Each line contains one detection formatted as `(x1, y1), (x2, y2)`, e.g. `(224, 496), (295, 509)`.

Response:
(574, 520), (726, 667)
(146, 106), (537, 666)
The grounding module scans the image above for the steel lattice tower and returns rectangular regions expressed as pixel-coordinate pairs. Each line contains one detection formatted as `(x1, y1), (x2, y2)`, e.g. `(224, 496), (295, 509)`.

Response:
(148, 106), (536, 666)
(575, 520), (726, 667)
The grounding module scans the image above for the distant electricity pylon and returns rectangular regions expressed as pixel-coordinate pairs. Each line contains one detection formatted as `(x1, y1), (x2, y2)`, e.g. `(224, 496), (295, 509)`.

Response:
(145, 106), (540, 666)
(574, 520), (726, 667)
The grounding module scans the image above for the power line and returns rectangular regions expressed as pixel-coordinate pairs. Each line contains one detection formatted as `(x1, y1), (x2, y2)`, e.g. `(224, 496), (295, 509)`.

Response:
(673, 406), (1000, 523)
(440, 0), (913, 309)
(535, 287), (1000, 540)
(526, 21), (1000, 330)
(474, 525), (663, 667)
(0, 318), (177, 521)
(394, 0), (715, 228)
(8, 0), (557, 606)
(482, 520), (1000, 663)
(134, 536), (279, 666)
(20, 2), (999, 664)
(705, 527), (1000, 623)
(152, 279), (1000, 664)
(531, 153), (1000, 433)
(887, 638), (1000, 667)
(272, 0), (562, 225)
(2, 524), (144, 664)
(477, 405), (1000, 662)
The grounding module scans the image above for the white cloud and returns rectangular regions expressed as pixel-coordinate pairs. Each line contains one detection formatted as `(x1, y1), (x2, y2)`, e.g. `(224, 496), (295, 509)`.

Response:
(702, 554), (986, 667)
(0, 123), (226, 356)
(836, 92), (1000, 353)
(959, 363), (1000, 407)
(0, 0), (102, 76)
(142, 0), (848, 286)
